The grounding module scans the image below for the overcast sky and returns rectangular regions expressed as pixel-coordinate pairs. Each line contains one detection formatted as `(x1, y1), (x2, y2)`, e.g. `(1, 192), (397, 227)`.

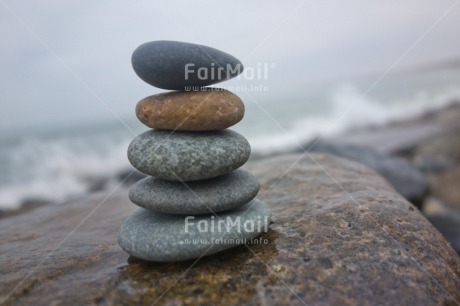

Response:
(1, 0), (459, 131)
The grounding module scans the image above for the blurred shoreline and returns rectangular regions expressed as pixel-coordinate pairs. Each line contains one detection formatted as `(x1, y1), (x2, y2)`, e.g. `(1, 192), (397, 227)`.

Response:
(326, 101), (460, 154)
(1, 101), (460, 218)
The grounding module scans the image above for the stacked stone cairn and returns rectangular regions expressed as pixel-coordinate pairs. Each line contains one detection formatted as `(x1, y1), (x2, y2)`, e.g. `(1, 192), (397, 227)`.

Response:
(118, 41), (272, 262)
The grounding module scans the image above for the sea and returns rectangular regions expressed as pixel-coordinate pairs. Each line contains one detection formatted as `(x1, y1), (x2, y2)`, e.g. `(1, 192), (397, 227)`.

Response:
(1, 67), (460, 210)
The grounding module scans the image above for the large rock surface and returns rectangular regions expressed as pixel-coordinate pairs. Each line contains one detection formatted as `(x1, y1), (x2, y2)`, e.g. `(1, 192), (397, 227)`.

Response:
(1, 153), (459, 305)
(307, 142), (429, 207)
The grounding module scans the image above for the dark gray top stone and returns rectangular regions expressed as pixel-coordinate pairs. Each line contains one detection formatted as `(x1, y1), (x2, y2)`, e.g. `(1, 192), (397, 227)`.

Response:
(128, 129), (251, 181)
(118, 198), (271, 262)
(132, 40), (244, 90)
(129, 169), (259, 214)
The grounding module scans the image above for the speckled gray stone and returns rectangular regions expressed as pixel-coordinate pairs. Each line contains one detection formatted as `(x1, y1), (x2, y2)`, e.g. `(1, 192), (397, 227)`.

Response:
(127, 129), (251, 181)
(129, 170), (259, 214)
(118, 198), (271, 262)
(132, 40), (244, 90)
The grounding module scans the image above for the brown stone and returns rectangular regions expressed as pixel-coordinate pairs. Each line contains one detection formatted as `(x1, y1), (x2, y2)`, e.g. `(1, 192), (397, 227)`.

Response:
(423, 197), (460, 255)
(1, 154), (459, 305)
(429, 165), (460, 211)
(136, 89), (244, 131)
(415, 128), (460, 162)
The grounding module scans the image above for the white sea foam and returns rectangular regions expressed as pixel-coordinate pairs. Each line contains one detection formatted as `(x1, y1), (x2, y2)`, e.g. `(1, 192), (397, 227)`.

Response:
(248, 84), (460, 155)
(0, 136), (131, 210)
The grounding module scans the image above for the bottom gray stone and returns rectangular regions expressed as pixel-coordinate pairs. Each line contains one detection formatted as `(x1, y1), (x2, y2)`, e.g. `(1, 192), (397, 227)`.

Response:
(118, 198), (271, 262)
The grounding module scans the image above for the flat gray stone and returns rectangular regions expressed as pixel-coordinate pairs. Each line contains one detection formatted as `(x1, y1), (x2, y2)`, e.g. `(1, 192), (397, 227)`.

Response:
(129, 170), (259, 214)
(132, 40), (243, 90)
(118, 198), (271, 262)
(128, 129), (251, 181)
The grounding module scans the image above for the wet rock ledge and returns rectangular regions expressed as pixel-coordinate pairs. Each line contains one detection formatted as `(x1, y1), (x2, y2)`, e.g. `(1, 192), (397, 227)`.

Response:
(1, 153), (459, 305)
